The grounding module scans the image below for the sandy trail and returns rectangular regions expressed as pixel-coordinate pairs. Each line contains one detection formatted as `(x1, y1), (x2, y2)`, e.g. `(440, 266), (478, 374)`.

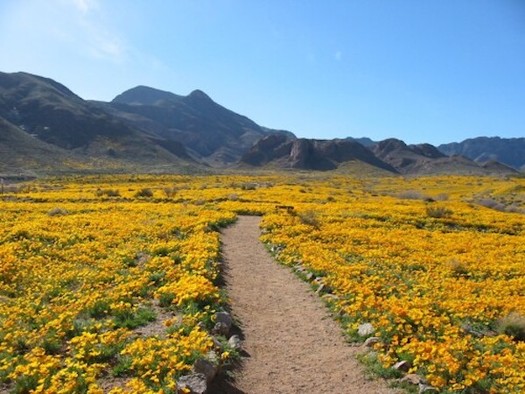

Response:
(210, 216), (396, 394)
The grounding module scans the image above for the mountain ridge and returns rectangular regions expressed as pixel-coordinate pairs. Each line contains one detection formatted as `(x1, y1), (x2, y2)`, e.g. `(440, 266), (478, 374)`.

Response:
(438, 137), (525, 171)
(0, 70), (521, 175)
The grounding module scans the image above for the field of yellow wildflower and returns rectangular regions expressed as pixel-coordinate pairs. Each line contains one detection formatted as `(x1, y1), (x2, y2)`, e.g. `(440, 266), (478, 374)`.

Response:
(0, 174), (524, 393)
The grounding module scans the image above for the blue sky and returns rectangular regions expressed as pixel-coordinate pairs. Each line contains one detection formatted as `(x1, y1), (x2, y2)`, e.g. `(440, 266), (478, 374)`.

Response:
(0, 0), (524, 145)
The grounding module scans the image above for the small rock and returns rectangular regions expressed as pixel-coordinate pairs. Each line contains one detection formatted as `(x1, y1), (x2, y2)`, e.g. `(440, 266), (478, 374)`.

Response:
(215, 312), (232, 330)
(400, 373), (425, 385)
(419, 383), (439, 393)
(306, 272), (314, 280)
(228, 335), (241, 350)
(393, 360), (411, 372)
(315, 284), (325, 294)
(321, 294), (339, 301)
(212, 322), (229, 336)
(363, 336), (381, 347)
(211, 336), (222, 349)
(193, 358), (217, 383)
(177, 373), (207, 394)
(358, 323), (375, 337)
(206, 350), (218, 364)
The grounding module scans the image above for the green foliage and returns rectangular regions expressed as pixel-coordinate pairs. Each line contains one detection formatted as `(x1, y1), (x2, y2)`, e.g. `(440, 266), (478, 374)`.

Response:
(88, 299), (111, 319)
(113, 305), (157, 329)
(113, 355), (133, 377)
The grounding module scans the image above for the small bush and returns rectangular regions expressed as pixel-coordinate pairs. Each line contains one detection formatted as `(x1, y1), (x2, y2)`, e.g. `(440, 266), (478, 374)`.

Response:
(134, 188), (154, 198)
(497, 313), (525, 341)
(47, 207), (68, 216)
(158, 292), (175, 307)
(478, 198), (506, 211)
(298, 210), (320, 229)
(227, 193), (239, 201)
(448, 260), (469, 278)
(397, 190), (428, 200)
(477, 198), (524, 214)
(163, 187), (177, 198)
(241, 183), (257, 190)
(426, 206), (453, 218)
(434, 193), (449, 201)
(95, 188), (120, 197)
(113, 306), (156, 329)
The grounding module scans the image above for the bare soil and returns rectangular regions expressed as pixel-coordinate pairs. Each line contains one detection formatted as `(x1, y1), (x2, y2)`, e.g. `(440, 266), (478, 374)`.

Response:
(211, 216), (397, 394)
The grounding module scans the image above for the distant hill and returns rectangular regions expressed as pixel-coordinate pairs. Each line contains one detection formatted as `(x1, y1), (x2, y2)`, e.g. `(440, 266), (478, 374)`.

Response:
(240, 135), (397, 172)
(0, 72), (193, 173)
(0, 116), (86, 174)
(0, 71), (292, 173)
(438, 137), (525, 171)
(96, 86), (293, 166)
(370, 138), (517, 175)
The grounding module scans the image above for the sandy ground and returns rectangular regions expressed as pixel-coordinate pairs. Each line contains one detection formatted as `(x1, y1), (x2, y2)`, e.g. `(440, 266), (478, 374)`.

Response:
(210, 216), (397, 394)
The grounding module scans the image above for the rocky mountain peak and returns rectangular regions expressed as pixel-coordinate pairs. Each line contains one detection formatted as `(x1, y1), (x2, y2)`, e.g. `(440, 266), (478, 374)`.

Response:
(112, 86), (183, 106)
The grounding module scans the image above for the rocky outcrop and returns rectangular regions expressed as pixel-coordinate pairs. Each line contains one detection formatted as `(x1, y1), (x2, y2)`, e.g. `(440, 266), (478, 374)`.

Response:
(241, 137), (397, 172)
(371, 138), (516, 175)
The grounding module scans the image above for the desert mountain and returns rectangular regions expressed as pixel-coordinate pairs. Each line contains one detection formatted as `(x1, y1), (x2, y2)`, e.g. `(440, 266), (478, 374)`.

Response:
(0, 71), (521, 175)
(438, 137), (525, 171)
(0, 116), (86, 174)
(95, 86), (292, 166)
(370, 138), (517, 175)
(0, 72), (192, 172)
(240, 134), (397, 172)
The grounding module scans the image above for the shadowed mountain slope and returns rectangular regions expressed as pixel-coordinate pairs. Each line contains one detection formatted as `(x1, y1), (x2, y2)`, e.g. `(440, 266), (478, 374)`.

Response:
(98, 86), (293, 165)
(0, 72), (198, 172)
(241, 135), (397, 172)
(371, 138), (517, 175)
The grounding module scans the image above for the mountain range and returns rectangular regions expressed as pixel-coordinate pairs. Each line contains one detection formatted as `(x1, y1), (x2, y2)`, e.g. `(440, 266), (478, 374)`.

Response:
(0, 71), (522, 176)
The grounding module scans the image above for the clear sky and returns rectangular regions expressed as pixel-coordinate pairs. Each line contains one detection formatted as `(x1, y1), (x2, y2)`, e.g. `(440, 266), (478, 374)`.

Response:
(0, 0), (524, 145)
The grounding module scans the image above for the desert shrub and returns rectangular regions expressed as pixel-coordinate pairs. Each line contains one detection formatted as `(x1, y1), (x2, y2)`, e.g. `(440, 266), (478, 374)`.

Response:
(426, 205), (453, 218)
(95, 188), (120, 197)
(496, 313), (525, 341)
(477, 198), (505, 211)
(47, 207), (68, 216)
(240, 183), (257, 190)
(397, 190), (428, 200)
(134, 188), (154, 198)
(434, 193), (449, 201)
(448, 260), (470, 278)
(1, 184), (22, 193)
(477, 198), (524, 214)
(505, 204), (524, 214)
(298, 210), (320, 228)
(163, 187), (177, 198)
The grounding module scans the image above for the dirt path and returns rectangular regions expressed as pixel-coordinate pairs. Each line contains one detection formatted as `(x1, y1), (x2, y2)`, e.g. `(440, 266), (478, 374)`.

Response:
(211, 216), (396, 394)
